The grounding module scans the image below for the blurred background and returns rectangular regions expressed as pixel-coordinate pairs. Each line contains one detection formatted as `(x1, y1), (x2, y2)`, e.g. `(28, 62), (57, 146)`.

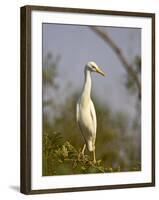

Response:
(42, 24), (141, 176)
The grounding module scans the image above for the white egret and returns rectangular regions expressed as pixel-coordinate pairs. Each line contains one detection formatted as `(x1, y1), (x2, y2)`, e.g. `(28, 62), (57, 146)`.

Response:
(76, 61), (105, 163)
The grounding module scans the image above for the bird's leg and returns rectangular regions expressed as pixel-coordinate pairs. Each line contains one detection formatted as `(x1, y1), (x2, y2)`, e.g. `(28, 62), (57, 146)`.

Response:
(82, 144), (86, 155)
(93, 150), (96, 164)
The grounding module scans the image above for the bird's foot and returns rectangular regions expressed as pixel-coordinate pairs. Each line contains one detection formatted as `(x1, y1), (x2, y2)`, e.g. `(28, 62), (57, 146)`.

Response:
(93, 150), (96, 164)
(81, 144), (86, 155)
(80, 151), (85, 159)
(93, 159), (96, 164)
(78, 149), (85, 161)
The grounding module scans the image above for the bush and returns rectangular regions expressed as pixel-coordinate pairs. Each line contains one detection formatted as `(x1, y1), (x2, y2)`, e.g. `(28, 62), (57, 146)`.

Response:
(42, 132), (118, 176)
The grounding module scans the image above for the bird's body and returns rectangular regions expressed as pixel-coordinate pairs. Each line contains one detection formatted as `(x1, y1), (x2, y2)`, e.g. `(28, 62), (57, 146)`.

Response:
(76, 62), (105, 163)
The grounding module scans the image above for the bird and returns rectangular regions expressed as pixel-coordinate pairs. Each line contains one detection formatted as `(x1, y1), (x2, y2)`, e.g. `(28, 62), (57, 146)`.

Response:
(76, 61), (105, 163)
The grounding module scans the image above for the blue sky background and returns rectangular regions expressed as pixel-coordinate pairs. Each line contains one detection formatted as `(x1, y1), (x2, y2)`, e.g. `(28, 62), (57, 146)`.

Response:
(43, 24), (141, 120)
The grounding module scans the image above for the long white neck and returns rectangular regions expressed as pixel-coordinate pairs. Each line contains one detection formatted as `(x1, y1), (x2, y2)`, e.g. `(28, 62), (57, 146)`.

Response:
(81, 67), (92, 104)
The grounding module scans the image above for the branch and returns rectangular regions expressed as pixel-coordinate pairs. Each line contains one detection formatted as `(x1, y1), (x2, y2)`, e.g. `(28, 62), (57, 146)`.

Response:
(90, 27), (141, 96)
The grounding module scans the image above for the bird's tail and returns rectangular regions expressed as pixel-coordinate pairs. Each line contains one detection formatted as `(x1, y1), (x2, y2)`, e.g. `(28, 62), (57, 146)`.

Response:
(86, 140), (94, 152)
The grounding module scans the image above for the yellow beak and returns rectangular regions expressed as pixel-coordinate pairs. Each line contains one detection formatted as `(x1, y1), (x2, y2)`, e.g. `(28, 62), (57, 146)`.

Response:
(96, 67), (106, 76)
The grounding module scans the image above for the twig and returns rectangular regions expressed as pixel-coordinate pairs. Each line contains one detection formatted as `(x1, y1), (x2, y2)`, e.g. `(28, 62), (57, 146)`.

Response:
(90, 27), (141, 97)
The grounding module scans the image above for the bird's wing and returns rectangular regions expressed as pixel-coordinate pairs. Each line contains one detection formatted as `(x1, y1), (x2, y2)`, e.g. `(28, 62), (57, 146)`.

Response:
(90, 100), (97, 134)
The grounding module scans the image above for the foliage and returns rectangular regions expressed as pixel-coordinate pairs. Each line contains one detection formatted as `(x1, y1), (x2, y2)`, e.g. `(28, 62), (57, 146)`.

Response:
(125, 55), (141, 99)
(42, 53), (60, 87)
(43, 132), (131, 176)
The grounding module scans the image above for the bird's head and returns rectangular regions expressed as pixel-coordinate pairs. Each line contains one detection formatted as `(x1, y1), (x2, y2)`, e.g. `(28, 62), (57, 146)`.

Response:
(86, 61), (106, 76)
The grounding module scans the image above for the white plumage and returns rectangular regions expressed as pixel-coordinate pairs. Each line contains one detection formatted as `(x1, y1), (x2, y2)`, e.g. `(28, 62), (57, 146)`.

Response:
(76, 61), (105, 163)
